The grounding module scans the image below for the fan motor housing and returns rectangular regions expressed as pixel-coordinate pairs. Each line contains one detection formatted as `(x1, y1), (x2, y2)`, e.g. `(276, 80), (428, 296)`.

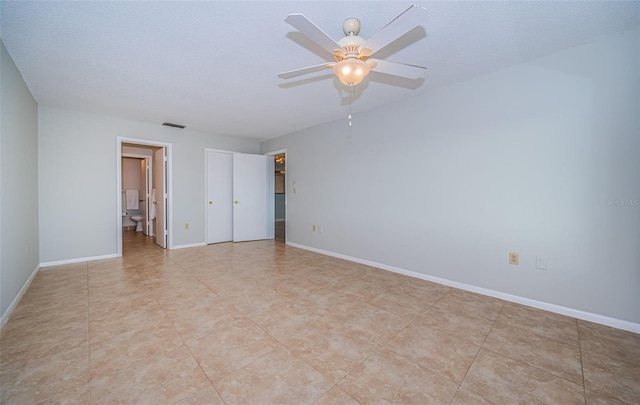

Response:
(343, 18), (361, 35)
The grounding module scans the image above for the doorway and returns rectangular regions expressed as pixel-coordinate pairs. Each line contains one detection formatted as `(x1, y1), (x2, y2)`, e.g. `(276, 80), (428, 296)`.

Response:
(116, 137), (173, 256)
(122, 154), (152, 235)
(273, 153), (286, 243)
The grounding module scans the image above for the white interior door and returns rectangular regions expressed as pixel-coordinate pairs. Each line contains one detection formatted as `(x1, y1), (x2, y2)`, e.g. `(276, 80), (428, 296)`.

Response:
(207, 151), (233, 244)
(145, 157), (153, 236)
(232, 153), (269, 242)
(139, 159), (147, 234)
(154, 147), (167, 248)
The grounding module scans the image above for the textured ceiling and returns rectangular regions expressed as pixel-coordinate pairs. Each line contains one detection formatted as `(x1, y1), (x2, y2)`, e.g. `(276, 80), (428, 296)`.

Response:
(1, 1), (639, 140)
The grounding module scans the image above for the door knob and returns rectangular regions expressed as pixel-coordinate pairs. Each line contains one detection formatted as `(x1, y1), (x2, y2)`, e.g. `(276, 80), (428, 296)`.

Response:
(208, 201), (213, 205)
(234, 200), (240, 204)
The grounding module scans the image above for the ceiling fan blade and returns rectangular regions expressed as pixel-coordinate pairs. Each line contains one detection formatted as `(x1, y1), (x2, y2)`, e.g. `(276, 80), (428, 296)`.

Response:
(369, 59), (426, 80)
(278, 63), (333, 80)
(285, 13), (344, 55)
(365, 5), (428, 55)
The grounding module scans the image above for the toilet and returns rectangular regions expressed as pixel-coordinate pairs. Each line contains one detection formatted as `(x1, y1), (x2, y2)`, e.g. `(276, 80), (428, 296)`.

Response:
(130, 215), (143, 232)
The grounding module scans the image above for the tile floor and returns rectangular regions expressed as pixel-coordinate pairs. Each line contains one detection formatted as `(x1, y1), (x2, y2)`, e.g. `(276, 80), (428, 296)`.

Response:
(1, 231), (639, 404)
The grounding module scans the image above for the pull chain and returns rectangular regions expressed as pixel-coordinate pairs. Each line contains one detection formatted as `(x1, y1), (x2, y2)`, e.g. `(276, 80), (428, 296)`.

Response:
(348, 85), (354, 126)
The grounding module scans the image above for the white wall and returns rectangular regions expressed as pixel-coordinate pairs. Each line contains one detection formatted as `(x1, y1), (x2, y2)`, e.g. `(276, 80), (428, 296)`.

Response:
(261, 29), (640, 325)
(38, 107), (260, 263)
(1, 41), (39, 321)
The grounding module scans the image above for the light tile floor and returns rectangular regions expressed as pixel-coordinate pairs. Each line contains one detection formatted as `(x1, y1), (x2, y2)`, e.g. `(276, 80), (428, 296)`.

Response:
(1, 231), (639, 404)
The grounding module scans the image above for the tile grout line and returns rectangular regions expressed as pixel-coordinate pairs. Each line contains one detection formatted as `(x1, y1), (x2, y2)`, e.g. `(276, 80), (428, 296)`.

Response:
(499, 303), (583, 348)
(330, 350), (377, 405)
(147, 252), (256, 405)
(477, 307), (588, 398)
(446, 301), (506, 405)
(85, 261), (92, 405)
(134, 258), (223, 404)
(484, 305), (587, 390)
(222, 272), (339, 403)
(576, 320), (587, 405)
(480, 302), (587, 391)
(378, 290), (476, 390)
(203, 254), (358, 405)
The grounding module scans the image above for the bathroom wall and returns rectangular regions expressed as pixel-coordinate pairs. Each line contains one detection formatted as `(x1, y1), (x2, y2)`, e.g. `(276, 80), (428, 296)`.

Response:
(122, 157), (142, 227)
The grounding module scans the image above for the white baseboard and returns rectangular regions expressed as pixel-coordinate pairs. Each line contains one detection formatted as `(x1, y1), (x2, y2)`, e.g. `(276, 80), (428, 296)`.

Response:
(287, 242), (640, 334)
(40, 253), (119, 268)
(171, 242), (207, 250)
(0, 264), (40, 329)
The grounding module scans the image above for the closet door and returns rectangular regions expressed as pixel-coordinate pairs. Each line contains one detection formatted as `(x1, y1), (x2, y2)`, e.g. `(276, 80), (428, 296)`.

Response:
(206, 151), (233, 244)
(232, 153), (269, 242)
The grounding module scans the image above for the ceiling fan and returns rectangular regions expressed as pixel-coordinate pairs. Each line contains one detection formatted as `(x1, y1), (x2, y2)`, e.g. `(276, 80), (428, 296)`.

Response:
(278, 5), (428, 87)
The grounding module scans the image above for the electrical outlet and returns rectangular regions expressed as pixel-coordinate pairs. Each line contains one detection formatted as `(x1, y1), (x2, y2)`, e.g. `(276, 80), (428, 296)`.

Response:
(312, 224), (316, 232)
(185, 223), (189, 230)
(536, 256), (547, 270)
(509, 252), (519, 265)
(319, 226), (323, 233)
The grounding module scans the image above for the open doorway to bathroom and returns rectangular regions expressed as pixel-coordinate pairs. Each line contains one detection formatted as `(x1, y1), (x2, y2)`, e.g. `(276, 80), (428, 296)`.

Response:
(122, 152), (155, 255)
(122, 154), (151, 234)
(274, 153), (286, 243)
(116, 137), (173, 257)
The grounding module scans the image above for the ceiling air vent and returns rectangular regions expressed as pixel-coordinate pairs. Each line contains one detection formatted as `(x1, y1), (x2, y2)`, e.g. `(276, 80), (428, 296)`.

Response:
(162, 122), (186, 129)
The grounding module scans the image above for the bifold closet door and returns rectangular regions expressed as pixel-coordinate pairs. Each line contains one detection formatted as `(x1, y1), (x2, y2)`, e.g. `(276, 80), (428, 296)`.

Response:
(232, 153), (269, 242)
(206, 151), (233, 244)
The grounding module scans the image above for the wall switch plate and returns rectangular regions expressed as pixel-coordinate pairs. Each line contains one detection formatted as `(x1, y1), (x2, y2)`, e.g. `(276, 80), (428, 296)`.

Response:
(509, 252), (519, 265)
(536, 256), (547, 270)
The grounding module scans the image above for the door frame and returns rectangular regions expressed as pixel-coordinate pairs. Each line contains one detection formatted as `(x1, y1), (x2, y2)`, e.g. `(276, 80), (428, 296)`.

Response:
(117, 137), (173, 256)
(265, 148), (287, 243)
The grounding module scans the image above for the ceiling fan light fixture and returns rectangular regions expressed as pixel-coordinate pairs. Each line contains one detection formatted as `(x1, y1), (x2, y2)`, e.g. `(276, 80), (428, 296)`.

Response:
(333, 58), (370, 86)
